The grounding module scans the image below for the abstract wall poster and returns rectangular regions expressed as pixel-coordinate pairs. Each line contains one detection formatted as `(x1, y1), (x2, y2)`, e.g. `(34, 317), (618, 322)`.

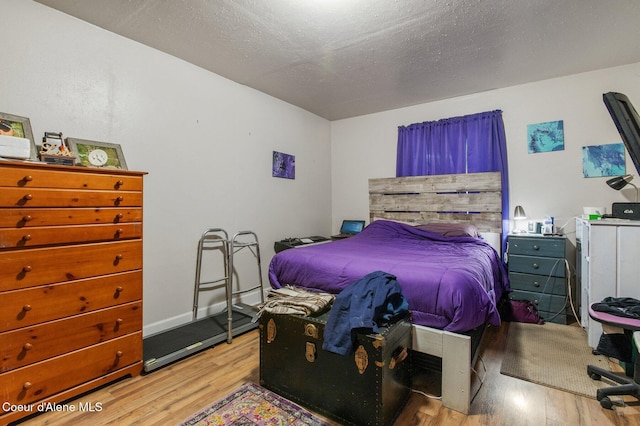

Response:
(272, 151), (295, 179)
(527, 120), (564, 153)
(582, 143), (626, 178)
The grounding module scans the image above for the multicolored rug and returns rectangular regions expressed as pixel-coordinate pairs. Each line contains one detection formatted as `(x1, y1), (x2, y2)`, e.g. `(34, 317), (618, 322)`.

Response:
(178, 382), (332, 425)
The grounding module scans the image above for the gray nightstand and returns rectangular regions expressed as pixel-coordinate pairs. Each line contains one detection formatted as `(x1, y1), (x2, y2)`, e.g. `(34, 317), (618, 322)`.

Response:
(506, 234), (573, 324)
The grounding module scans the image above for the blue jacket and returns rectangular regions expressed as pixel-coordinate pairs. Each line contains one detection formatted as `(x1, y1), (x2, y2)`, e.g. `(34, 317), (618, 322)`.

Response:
(322, 271), (409, 355)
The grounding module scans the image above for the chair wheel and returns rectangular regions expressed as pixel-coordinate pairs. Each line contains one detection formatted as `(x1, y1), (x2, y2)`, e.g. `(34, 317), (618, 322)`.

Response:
(600, 397), (613, 410)
(590, 372), (602, 381)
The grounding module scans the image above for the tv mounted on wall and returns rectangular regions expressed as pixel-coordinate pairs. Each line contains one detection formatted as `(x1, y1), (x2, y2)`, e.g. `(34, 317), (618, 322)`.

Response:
(603, 92), (640, 176)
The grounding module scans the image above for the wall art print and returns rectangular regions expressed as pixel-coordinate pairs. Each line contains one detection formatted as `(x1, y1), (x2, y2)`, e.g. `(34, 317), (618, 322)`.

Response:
(272, 151), (295, 179)
(582, 143), (626, 178)
(527, 120), (564, 153)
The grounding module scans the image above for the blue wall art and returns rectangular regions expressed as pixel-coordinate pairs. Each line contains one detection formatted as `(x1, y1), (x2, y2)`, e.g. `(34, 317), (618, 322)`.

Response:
(272, 151), (295, 179)
(527, 120), (564, 153)
(582, 143), (626, 178)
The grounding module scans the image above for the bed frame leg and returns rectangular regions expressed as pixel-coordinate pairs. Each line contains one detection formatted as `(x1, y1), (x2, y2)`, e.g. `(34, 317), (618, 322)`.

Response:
(441, 331), (471, 414)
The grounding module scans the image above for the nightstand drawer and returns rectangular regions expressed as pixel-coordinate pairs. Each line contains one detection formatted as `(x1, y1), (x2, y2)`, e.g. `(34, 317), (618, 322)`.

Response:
(508, 272), (567, 295)
(507, 254), (566, 278)
(508, 236), (565, 257)
(508, 290), (568, 315)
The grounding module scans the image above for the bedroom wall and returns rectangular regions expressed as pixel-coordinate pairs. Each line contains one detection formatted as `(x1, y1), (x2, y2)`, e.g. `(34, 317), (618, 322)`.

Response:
(2, 0), (332, 335)
(330, 62), (640, 259)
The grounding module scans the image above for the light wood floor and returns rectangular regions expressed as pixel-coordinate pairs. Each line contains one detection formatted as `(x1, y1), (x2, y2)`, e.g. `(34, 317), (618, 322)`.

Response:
(13, 323), (640, 426)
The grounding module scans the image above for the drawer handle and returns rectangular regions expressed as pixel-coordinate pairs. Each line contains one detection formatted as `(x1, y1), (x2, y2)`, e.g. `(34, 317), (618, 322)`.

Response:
(115, 228), (124, 237)
(22, 234), (32, 241)
(532, 263), (539, 269)
(23, 175), (33, 182)
(116, 351), (124, 358)
(116, 318), (124, 324)
(22, 194), (33, 201)
(115, 213), (124, 222)
(23, 343), (33, 351)
(22, 266), (32, 273)
(116, 286), (124, 293)
(532, 245), (540, 250)
(23, 382), (32, 390)
(533, 281), (540, 287)
(22, 304), (32, 312)
(115, 180), (124, 188)
(115, 254), (123, 261)
(22, 215), (33, 222)
(115, 196), (124, 204)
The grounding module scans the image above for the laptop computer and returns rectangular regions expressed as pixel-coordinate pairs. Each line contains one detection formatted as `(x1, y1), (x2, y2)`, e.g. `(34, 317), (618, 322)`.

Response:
(331, 220), (366, 239)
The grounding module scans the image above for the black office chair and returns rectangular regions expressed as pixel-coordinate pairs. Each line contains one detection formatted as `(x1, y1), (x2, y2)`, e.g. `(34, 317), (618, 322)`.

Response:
(587, 303), (640, 409)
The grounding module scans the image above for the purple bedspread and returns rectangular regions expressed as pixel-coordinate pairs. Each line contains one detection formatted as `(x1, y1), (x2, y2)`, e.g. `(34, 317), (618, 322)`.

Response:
(268, 220), (510, 332)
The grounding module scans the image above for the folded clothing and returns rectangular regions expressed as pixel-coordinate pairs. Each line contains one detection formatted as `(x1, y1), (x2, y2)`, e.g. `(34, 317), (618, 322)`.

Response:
(256, 286), (335, 318)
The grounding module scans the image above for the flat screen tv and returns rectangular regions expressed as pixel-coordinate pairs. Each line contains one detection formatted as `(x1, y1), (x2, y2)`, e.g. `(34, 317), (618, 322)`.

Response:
(603, 92), (640, 176)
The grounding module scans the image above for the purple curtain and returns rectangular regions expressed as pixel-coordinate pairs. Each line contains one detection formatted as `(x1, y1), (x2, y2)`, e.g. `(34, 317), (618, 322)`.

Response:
(396, 110), (510, 254)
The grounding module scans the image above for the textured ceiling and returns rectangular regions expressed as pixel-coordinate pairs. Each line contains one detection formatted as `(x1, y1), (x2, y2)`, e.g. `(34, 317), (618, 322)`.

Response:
(34, 0), (640, 120)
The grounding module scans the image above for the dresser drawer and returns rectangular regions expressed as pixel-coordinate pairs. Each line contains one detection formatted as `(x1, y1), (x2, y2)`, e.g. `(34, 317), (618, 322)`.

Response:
(0, 207), (142, 228)
(0, 302), (142, 372)
(508, 272), (567, 295)
(0, 223), (142, 249)
(0, 332), (142, 411)
(0, 187), (142, 208)
(0, 240), (142, 291)
(508, 236), (565, 258)
(0, 166), (142, 191)
(509, 290), (568, 314)
(507, 254), (566, 278)
(0, 271), (142, 331)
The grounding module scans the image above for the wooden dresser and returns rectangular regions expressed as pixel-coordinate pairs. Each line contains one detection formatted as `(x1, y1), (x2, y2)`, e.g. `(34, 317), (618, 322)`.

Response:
(0, 160), (145, 424)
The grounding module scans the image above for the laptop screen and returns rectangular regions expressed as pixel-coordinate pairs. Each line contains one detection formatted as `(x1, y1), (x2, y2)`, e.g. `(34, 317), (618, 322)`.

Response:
(340, 220), (365, 234)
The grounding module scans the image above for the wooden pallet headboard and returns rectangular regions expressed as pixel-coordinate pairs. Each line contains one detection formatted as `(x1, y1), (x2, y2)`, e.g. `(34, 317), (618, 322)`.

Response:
(368, 172), (502, 233)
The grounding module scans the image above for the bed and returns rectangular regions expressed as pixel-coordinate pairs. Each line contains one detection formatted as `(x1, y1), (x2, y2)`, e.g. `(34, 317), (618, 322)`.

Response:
(268, 172), (508, 414)
(269, 220), (508, 332)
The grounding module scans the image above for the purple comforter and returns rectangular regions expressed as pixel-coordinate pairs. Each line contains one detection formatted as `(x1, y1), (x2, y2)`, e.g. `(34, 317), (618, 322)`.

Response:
(268, 220), (510, 332)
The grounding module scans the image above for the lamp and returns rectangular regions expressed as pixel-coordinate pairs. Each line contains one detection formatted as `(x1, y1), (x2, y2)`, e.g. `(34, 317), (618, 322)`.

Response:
(513, 205), (527, 219)
(512, 205), (527, 233)
(606, 174), (639, 202)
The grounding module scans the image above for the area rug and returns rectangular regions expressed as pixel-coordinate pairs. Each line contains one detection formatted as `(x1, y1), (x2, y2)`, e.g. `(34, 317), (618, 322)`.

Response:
(178, 382), (332, 425)
(500, 322), (611, 398)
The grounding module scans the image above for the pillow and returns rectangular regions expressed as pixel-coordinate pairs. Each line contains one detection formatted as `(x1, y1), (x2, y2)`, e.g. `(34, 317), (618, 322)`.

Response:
(414, 222), (479, 238)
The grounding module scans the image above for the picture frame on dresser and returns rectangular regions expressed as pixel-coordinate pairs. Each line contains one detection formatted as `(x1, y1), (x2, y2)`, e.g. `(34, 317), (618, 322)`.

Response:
(67, 137), (128, 170)
(0, 112), (37, 161)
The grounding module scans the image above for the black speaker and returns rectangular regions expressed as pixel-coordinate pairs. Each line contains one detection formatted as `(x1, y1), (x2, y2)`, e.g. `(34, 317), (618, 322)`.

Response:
(612, 202), (640, 220)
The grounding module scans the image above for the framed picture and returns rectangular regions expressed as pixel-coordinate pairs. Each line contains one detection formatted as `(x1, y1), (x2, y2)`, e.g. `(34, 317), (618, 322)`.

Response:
(272, 151), (295, 179)
(67, 138), (128, 170)
(0, 112), (37, 160)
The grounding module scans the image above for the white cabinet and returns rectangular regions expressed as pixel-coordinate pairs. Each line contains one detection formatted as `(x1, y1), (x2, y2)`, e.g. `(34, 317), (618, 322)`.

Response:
(577, 218), (640, 348)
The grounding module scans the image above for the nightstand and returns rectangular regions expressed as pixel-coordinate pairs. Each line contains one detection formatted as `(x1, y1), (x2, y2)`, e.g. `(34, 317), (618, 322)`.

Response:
(506, 234), (573, 324)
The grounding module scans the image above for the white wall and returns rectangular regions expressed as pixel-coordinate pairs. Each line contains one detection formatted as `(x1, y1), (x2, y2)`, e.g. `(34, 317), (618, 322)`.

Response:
(331, 63), (640, 252)
(1, 0), (332, 335)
